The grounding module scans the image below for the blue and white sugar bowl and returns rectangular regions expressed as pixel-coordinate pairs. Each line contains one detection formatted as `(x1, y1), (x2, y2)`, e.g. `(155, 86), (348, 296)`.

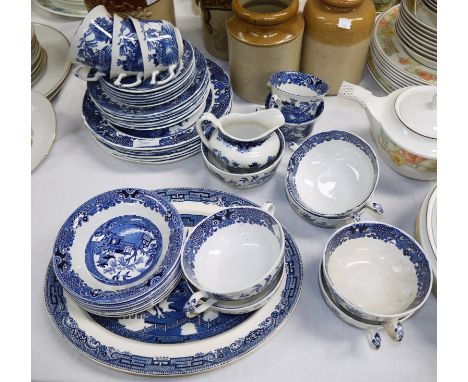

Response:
(267, 71), (328, 124)
(196, 109), (285, 172)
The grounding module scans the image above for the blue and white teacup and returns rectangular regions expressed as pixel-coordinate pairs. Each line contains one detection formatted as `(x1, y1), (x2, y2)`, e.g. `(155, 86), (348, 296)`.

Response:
(267, 71), (329, 124)
(181, 203), (285, 318)
(69, 5), (113, 81)
(110, 14), (144, 88)
(131, 18), (184, 85)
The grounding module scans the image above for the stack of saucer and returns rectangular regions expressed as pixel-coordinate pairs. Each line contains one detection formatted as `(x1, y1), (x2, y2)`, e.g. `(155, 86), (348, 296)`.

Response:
(31, 25), (47, 86)
(51, 188), (185, 317)
(367, 3), (436, 93)
(396, 0), (436, 70)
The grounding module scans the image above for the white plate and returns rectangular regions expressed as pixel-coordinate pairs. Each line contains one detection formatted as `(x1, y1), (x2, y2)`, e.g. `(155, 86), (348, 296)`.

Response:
(32, 91), (56, 171)
(32, 23), (71, 100)
(426, 186), (437, 257)
(32, 0), (87, 18)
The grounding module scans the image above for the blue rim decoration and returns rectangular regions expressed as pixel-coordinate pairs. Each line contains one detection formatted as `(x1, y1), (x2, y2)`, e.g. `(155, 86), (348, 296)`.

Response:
(268, 71), (329, 97)
(83, 59), (232, 150)
(285, 130), (379, 219)
(52, 188), (184, 305)
(44, 187), (303, 376)
(324, 222), (432, 313)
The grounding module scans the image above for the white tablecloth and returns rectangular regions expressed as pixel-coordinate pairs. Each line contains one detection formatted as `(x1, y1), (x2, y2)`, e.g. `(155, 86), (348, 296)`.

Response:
(32, 1), (436, 381)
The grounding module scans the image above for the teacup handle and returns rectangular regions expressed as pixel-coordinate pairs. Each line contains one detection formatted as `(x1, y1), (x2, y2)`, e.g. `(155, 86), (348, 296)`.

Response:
(113, 73), (144, 88)
(196, 112), (222, 150)
(383, 319), (404, 342)
(270, 94), (283, 108)
(288, 142), (300, 152)
(73, 64), (105, 81)
(261, 202), (276, 216)
(183, 291), (217, 318)
(154, 64), (178, 85)
(352, 201), (384, 222)
(366, 329), (382, 350)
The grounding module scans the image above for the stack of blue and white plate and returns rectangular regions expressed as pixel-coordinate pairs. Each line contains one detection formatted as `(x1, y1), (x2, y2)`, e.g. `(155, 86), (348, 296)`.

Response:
(82, 40), (232, 164)
(51, 188), (185, 317)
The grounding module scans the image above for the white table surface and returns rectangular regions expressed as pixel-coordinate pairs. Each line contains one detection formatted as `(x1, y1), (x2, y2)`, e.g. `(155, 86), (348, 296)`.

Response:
(32, 1), (437, 381)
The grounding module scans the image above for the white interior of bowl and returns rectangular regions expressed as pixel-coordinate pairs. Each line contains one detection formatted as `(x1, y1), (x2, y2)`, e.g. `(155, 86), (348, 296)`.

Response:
(194, 224), (281, 293)
(278, 83), (319, 98)
(70, 203), (171, 291)
(295, 140), (375, 215)
(327, 237), (418, 315)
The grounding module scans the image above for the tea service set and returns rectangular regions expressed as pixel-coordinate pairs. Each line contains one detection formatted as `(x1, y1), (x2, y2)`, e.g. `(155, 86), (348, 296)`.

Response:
(41, 4), (437, 374)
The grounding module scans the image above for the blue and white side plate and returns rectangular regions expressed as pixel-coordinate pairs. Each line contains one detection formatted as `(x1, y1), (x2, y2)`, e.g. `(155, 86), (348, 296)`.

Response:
(45, 188), (303, 376)
(52, 188), (184, 308)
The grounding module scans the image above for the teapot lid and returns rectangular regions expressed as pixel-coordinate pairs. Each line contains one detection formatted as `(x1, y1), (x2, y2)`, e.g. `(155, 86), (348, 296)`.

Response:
(394, 86), (437, 140)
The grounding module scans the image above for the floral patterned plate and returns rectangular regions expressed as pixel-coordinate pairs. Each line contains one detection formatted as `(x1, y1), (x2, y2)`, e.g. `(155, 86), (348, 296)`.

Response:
(372, 5), (436, 85)
(45, 188), (303, 376)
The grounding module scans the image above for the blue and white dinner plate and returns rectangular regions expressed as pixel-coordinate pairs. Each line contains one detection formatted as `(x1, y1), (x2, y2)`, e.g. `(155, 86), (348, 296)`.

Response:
(45, 188), (303, 376)
(52, 188), (185, 310)
(82, 59), (232, 160)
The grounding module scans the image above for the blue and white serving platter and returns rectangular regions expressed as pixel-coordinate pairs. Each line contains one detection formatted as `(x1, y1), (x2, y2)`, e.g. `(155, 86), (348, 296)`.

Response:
(45, 188), (303, 376)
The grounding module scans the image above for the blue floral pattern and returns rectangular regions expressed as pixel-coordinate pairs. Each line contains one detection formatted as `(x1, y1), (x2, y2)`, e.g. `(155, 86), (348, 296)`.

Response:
(44, 187), (303, 376)
(139, 21), (180, 68)
(115, 19), (143, 73)
(84, 215), (162, 286)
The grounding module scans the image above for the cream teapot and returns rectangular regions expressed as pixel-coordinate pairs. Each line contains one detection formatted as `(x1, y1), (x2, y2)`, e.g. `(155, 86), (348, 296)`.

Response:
(338, 82), (437, 180)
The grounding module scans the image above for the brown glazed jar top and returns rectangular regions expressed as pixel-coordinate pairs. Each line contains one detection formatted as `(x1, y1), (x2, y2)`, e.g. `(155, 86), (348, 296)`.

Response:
(303, 0), (375, 46)
(227, 0), (304, 47)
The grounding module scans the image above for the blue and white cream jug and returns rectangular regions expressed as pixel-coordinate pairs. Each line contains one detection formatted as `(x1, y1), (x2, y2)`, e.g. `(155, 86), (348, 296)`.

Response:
(196, 109), (285, 171)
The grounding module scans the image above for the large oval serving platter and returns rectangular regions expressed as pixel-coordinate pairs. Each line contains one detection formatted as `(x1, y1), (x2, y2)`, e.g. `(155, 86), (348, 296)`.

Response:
(45, 188), (303, 376)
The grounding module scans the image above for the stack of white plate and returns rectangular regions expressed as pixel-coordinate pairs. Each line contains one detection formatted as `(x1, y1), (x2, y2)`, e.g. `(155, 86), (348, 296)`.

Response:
(367, 3), (436, 93)
(422, 0), (436, 13)
(83, 40), (232, 164)
(396, 0), (436, 70)
(31, 25), (47, 86)
(51, 188), (186, 317)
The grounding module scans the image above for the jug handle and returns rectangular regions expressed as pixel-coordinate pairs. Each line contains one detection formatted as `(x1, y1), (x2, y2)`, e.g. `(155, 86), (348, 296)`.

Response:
(337, 81), (374, 109)
(196, 113), (222, 150)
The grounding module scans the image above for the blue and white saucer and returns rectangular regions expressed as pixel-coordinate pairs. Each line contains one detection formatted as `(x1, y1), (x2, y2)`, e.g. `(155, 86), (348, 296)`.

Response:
(52, 188), (184, 313)
(45, 187), (303, 375)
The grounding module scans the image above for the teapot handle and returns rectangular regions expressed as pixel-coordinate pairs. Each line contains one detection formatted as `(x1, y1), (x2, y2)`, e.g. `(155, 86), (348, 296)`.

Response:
(338, 81), (374, 109)
(196, 112), (222, 150)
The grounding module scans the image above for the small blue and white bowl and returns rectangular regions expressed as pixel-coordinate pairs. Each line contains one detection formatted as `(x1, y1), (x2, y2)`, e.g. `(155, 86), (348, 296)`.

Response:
(201, 129), (285, 189)
(322, 222), (433, 342)
(286, 130), (384, 228)
(69, 5), (114, 81)
(52, 188), (184, 316)
(181, 203), (285, 318)
(267, 71), (328, 124)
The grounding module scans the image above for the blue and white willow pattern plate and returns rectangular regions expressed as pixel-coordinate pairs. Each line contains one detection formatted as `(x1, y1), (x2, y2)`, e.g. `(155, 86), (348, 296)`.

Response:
(45, 188), (303, 376)
(52, 188), (184, 307)
(83, 59), (232, 153)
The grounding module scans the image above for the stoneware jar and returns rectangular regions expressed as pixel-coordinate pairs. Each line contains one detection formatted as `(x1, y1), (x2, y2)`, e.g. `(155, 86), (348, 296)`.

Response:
(199, 0), (233, 60)
(85, 0), (176, 25)
(227, 0), (305, 104)
(301, 0), (375, 95)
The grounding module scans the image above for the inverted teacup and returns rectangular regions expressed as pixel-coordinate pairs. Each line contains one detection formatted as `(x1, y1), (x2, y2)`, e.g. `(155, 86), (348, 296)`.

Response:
(69, 5), (113, 81)
(110, 14), (144, 88)
(286, 130), (384, 228)
(131, 18), (184, 85)
(268, 71), (328, 124)
(322, 222), (433, 342)
(182, 203), (285, 318)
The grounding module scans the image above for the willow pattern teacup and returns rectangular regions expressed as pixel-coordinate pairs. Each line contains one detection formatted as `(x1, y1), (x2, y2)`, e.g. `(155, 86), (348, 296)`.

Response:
(69, 5), (113, 81)
(182, 203), (285, 318)
(131, 18), (184, 85)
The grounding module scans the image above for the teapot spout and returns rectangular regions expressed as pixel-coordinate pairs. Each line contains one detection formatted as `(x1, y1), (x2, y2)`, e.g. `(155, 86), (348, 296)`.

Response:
(338, 81), (375, 109)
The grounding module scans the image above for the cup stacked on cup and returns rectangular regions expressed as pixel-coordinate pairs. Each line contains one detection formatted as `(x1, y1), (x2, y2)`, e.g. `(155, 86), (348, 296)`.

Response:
(182, 203), (286, 317)
(31, 24), (48, 85)
(265, 71), (328, 144)
(69, 5), (232, 164)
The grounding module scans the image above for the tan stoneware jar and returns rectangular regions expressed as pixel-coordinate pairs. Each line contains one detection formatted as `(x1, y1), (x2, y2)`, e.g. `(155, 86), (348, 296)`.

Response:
(227, 0), (305, 104)
(84, 0), (176, 25)
(199, 1), (233, 60)
(301, 0), (375, 95)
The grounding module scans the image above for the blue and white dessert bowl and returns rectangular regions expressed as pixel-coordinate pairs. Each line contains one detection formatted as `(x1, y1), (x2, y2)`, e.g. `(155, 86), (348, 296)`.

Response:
(182, 203), (285, 317)
(201, 129), (285, 189)
(322, 222), (433, 342)
(69, 5), (113, 81)
(52, 188), (184, 315)
(286, 130), (384, 228)
(267, 71), (328, 124)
